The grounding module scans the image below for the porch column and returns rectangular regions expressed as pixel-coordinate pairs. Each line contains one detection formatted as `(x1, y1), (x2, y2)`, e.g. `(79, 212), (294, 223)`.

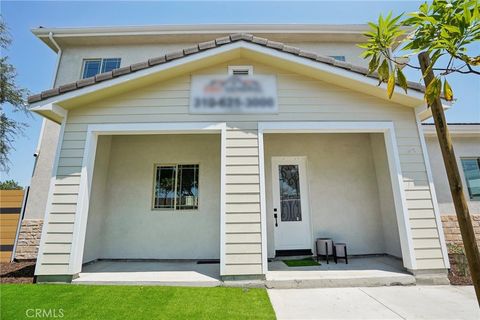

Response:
(222, 122), (263, 278)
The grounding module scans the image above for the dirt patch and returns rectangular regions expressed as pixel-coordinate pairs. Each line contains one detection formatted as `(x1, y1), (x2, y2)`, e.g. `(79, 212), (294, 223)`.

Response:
(0, 261), (35, 284)
(448, 254), (472, 285)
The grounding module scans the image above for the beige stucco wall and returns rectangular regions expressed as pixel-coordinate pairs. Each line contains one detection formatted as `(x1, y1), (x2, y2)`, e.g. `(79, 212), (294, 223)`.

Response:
(23, 120), (60, 220)
(82, 135), (111, 263)
(83, 134), (221, 262)
(35, 57), (447, 276)
(264, 133), (402, 258)
(426, 135), (480, 215)
(370, 133), (402, 257)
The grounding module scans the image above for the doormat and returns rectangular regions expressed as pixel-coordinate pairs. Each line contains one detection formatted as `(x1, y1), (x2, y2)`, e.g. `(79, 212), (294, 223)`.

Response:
(283, 257), (319, 267)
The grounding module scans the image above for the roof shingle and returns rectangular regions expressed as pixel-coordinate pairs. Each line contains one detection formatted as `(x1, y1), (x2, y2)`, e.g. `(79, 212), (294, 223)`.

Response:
(28, 33), (425, 104)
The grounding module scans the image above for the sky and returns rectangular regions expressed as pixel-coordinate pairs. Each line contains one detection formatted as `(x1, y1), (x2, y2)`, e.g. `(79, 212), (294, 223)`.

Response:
(1, 0), (479, 187)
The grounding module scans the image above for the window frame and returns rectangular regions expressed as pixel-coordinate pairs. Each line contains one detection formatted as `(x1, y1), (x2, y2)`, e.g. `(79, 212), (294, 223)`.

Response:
(81, 58), (121, 79)
(101, 58), (121, 73)
(460, 157), (480, 201)
(151, 163), (200, 211)
(81, 59), (102, 79)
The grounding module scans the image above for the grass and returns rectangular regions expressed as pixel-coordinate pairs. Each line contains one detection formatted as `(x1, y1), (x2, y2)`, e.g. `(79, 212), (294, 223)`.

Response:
(283, 257), (319, 267)
(0, 284), (275, 320)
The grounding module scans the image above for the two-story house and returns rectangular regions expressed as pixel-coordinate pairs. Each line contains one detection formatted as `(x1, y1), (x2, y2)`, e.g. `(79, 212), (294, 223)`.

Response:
(16, 24), (478, 285)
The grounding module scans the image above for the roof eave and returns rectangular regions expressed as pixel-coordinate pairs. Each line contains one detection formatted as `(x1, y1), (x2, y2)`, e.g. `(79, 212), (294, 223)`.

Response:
(31, 103), (67, 124)
(416, 101), (453, 121)
(422, 123), (480, 137)
(31, 23), (373, 52)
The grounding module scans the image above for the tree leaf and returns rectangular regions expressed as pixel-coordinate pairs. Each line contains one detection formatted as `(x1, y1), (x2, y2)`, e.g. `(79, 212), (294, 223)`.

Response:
(378, 59), (389, 84)
(368, 54), (379, 74)
(443, 79), (453, 101)
(425, 78), (441, 106)
(468, 55), (480, 66)
(396, 68), (408, 94)
(387, 72), (396, 99)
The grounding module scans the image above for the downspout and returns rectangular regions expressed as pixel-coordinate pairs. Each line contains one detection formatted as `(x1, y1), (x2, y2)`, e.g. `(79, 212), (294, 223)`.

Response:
(48, 32), (62, 88)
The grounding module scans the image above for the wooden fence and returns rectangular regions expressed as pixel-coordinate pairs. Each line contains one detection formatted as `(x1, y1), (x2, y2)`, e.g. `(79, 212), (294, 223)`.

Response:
(0, 190), (24, 262)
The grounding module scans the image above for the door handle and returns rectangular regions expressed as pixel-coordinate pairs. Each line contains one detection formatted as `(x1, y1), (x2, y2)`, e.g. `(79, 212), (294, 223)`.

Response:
(274, 211), (278, 227)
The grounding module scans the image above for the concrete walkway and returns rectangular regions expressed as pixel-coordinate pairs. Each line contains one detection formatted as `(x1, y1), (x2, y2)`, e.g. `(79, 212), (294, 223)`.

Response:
(268, 285), (479, 319)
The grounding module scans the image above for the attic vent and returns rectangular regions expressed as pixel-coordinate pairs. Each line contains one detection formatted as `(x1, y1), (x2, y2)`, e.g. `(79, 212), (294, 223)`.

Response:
(233, 69), (250, 75)
(228, 65), (253, 76)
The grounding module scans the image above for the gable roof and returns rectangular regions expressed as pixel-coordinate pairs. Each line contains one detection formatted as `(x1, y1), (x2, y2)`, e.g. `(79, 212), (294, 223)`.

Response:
(28, 32), (425, 104)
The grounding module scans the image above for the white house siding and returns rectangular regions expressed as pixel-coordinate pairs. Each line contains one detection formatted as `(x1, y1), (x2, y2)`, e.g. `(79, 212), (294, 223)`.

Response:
(225, 124), (263, 275)
(35, 58), (447, 276)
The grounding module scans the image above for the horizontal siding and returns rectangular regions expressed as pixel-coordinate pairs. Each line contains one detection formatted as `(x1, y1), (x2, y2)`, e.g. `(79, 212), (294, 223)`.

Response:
(35, 264), (70, 275)
(415, 248), (444, 259)
(46, 223), (75, 233)
(416, 258), (446, 269)
(225, 243), (262, 254)
(224, 126), (263, 275)
(226, 213), (261, 223)
(224, 264), (262, 275)
(38, 58), (447, 275)
(225, 253), (262, 264)
(42, 254), (71, 264)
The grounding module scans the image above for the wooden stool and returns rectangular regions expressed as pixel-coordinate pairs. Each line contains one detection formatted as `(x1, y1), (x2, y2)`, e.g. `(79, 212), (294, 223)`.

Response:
(334, 243), (348, 264)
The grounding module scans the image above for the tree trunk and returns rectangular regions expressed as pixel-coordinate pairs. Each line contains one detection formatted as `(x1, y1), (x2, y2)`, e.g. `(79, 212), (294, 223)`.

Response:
(418, 52), (480, 305)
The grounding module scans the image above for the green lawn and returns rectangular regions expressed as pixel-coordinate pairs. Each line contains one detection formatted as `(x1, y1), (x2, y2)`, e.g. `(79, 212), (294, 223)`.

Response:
(0, 284), (275, 320)
(283, 257), (319, 267)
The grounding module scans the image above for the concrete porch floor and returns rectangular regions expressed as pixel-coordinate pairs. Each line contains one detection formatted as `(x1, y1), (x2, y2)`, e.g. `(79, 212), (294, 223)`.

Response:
(73, 260), (222, 286)
(266, 256), (416, 288)
(73, 256), (416, 288)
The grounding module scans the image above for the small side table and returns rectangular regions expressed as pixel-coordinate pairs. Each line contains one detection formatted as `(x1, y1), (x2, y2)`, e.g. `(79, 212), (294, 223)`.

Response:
(334, 243), (348, 264)
(316, 238), (333, 264)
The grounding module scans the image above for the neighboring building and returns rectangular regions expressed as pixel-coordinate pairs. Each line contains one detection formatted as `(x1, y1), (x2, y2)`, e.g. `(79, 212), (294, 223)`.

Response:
(423, 124), (480, 249)
(19, 24), (467, 283)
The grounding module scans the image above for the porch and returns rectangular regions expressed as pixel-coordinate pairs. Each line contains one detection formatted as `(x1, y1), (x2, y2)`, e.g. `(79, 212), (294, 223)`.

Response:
(78, 126), (414, 280)
(72, 256), (415, 288)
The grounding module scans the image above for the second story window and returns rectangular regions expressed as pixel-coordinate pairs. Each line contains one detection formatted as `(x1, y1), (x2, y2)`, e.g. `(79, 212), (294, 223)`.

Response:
(82, 58), (121, 79)
(329, 56), (346, 62)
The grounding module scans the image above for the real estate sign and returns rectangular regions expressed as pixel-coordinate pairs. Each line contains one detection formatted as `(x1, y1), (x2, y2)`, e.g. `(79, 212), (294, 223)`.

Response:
(190, 75), (278, 114)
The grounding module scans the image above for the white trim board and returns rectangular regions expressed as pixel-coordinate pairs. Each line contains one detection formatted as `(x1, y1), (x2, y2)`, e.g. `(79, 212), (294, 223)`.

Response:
(257, 121), (417, 271)
(67, 122), (227, 275)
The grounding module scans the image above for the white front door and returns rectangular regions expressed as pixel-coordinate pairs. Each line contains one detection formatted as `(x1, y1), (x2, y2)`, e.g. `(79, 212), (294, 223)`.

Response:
(272, 157), (312, 251)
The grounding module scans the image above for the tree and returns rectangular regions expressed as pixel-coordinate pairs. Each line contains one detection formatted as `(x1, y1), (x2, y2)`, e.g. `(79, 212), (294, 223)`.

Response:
(0, 179), (23, 190)
(0, 15), (29, 172)
(359, 0), (480, 304)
